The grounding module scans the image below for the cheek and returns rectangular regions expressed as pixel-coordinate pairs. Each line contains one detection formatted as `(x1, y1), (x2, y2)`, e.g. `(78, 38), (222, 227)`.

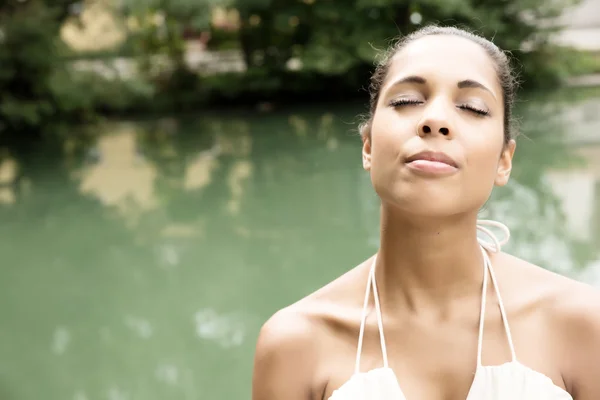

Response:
(370, 116), (411, 172)
(371, 110), (414, 149)
(463, 136), (504, 185)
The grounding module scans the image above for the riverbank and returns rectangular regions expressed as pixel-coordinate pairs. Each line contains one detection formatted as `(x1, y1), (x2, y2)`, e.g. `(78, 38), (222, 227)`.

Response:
(567, 73), (600, 87)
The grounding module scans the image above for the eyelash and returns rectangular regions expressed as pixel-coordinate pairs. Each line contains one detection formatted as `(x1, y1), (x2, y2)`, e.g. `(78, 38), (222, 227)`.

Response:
(389, 99), (490, 117)
(390, 99), (421, 107)
(459, 105), (489, 116)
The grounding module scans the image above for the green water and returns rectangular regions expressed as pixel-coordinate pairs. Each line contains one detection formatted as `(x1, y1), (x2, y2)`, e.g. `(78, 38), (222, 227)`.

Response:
(1, 90), (599, 400)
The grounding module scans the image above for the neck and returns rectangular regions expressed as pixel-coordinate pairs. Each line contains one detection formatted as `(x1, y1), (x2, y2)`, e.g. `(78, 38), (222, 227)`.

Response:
(376, 203), (485, 315)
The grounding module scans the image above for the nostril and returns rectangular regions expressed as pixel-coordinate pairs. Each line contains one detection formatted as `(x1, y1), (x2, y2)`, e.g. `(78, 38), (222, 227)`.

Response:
(423, 125), (431, 134)
(440, 127), (449, 135)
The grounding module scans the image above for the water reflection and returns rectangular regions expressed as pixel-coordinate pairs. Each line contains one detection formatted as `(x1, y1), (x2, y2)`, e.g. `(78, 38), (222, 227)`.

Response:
(0, 92), (598, 400)
(194, 308), (246, 348)
(51, 327), (72, 355)
(78, 125), (159, 220)
(481, 94), (599, 276)
(542, 95), (600, 283)
(183, 150), (219, 192)
(124, 315), (154, 339)
(155, 363), (180, 385)
(0, 157), (17, 205)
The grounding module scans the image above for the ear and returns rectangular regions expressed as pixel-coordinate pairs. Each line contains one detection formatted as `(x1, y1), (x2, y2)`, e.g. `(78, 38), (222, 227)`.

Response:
(495, 139), (516, 186)
(361, 125), (372, 171)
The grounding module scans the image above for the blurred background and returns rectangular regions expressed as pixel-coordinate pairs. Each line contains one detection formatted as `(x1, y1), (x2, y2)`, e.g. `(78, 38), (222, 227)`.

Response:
(1, 0), (600, 399)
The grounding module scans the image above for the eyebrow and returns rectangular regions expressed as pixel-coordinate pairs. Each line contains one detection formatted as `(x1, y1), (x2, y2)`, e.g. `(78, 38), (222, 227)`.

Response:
(389, 75), (496, 99)
(457, 79), (496, 99)
(391, 75), (427, 86)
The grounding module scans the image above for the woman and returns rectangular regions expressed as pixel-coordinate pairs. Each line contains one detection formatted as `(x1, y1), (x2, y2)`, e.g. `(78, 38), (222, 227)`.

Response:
(251, 26), (600, 400)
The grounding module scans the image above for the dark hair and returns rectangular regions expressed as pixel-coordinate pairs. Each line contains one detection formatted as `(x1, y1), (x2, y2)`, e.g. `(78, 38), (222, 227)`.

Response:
(361, 25), (519, 144)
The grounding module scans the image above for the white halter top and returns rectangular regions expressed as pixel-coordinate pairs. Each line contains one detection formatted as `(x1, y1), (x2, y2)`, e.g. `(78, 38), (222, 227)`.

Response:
(329, 220), (573, 400)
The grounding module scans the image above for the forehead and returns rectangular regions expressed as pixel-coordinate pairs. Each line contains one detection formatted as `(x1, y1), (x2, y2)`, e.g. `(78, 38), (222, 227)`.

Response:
(385, 34), (500, 94)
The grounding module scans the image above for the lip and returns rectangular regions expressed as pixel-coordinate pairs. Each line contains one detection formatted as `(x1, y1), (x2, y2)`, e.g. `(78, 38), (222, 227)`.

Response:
(405, 150), (459, 175)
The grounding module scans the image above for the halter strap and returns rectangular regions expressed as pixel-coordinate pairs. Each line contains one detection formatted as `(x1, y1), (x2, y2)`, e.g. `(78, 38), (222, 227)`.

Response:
(475, 220), (517, 366)
(354, 220), (517, 373)
(355, 254), (388, 373)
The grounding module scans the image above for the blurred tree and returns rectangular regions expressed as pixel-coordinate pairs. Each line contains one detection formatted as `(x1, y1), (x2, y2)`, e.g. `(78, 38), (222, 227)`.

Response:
(229, 0), (582, 91)
(0, 0), (99, 163)
(119, 0), (232, 108)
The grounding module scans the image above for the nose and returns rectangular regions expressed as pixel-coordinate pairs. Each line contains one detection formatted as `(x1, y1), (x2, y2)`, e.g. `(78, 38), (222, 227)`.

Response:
(417, 101), (453, 138)
(419, 124), (450, 136)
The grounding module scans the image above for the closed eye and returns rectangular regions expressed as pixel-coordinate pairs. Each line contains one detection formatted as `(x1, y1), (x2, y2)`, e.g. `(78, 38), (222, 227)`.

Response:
(389, 99), (422, 107)
(390, 98), (490, 117)
(458, 104), (489, 116)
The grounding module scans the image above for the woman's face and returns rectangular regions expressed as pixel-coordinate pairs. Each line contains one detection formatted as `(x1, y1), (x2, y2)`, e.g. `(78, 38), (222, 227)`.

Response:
(363, 34), (516, 218)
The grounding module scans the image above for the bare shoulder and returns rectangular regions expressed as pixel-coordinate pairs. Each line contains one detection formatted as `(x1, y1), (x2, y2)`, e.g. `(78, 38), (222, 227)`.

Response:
(503, 252), (600, 326)
(541, 267), (600, 398)
(255, 304), (322, 357)
(501, 252), (600, 398)
(499, 251), (599, 306)
(252, 304), (325, 400)
(252, 258), (371, 400)
(537, 262), (600, 348)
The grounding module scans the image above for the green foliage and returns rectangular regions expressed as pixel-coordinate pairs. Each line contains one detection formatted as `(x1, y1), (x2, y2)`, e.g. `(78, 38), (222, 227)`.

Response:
(50, 68), (155, 114)
(0, 1), (102, 158)
(0, 0), (159, 163)
(570, 51), (600, 75)
(229, 0), (584, 93)
(118, 0), (232, 103)
(0, 2), (68, 131)
(120, 0), (233, 63)
(121, 0), (231, 31)
(0, 0), (591, 137)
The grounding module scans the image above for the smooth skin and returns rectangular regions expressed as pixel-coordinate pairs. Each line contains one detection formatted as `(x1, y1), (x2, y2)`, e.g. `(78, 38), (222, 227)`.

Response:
(252, 34), (600, 400)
